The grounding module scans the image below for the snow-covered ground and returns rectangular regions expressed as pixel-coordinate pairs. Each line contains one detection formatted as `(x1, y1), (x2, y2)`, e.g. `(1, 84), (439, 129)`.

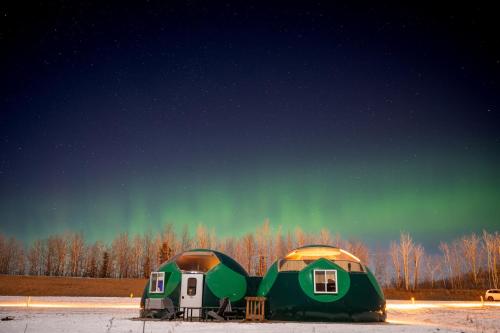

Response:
(0, 297), (498, 333)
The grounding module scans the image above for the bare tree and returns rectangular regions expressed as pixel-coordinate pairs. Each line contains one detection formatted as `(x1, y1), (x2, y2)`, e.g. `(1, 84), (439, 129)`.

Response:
(67, 233), (84, 277)
(152, 235), (162, 269)
(242, 233), (255, 275)
(40, 235), (66, 276)
(0, 235), (24, 274)
(209, 227), (217, 250)
(286, 231), (294, 253)
(112, 233), (131, 278)
(399, 232), (414, 291)
(222, 237), (236, 258)
(45, 236), (63, 276)
(450, 240), (464, 289)
(162, 224), (178, 253)
(130, 235), (143, 278)
(273, 226), (287, 262)
(15, 246), (26, 275)
(180, 225), (191, 251)
(372, 246), (388, 287)
(295, 227), (306, 248)
(461, 233), (481, 287)
(425, 254), (442, 288)
(412, 244), (424, 290)
(256, 219), (271, 273)
(233, 238), (245, 272)
(318, 228), (332, 245)
(0, 234), (10, 274)
(54, 235), (67, 276)
(85, 241), (103, 278)
(196, 225), (210, 249)
(28, 239), (45, 276)
(390, 241), (402, 288)
(483, 230), (499, 289)
(439, 241), (453, 288)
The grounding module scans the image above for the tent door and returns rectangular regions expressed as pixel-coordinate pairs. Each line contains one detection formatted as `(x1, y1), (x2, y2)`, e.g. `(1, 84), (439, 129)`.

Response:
(179, 273), (204, 317)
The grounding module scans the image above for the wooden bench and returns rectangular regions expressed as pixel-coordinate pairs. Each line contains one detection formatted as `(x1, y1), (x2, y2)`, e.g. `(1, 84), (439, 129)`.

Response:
(245, 296), (266, 321)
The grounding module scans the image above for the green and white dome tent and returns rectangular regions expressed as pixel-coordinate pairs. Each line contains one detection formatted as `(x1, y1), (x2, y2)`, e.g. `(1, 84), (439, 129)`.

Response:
(257, 245), (386, 322)
(141, 249), (251, 317)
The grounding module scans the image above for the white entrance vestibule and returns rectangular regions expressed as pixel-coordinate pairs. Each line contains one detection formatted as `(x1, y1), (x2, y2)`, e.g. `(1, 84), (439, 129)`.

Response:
(179, 273), (204, 317)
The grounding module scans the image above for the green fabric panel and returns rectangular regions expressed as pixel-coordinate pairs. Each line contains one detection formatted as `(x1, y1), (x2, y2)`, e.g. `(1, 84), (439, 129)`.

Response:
(257, 261), (278, 296)
(147, 261), (182, 298)
(298, 258), (350, 303)
(140, 283), (148, 307)
(203, 281), (247, 308)
(344, 273), (385, 311)
(212, 250), (249, 276)
(365, 267), (385, 300)
(206, 262), (247, 302)
(247, 276), (263, 296)
(163, 261), (182, 296)
(165, 283), (181, 306)
(202, 280), (220, 307)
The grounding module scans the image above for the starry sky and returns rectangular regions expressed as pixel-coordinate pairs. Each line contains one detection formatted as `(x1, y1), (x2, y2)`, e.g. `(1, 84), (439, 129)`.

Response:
(1, 2), (499, 247)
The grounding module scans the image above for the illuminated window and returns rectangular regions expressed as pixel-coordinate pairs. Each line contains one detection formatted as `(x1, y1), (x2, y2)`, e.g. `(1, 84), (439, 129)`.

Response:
(187, 277), (197, 296)
(334, 260), (364, 272)
(314, 269), (337, 294)
(150, 272), (165, 294)
(278, 259), (309, 272)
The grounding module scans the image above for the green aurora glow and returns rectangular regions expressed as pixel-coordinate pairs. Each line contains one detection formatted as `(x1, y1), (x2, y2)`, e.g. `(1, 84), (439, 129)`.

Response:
(2, 149), (498, 248)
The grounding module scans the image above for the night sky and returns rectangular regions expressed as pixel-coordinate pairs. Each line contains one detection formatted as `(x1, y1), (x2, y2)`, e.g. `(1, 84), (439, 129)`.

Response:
(1, 2), (499, 247)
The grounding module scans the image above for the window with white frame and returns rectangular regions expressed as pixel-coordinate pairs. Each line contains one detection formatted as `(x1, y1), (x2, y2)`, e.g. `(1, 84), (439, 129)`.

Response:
(314, 269), (337, 294)
(149, 272), (165, 293)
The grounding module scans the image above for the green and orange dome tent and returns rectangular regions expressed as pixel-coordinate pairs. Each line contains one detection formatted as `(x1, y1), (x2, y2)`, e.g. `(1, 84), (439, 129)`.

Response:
(257, 245), (386, 322)
(141, 249), (250, 311)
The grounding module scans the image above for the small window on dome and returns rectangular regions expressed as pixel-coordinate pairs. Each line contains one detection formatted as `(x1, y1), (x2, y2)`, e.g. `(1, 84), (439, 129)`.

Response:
(313, 269), (337, 294)
(149, 272), (165, 294)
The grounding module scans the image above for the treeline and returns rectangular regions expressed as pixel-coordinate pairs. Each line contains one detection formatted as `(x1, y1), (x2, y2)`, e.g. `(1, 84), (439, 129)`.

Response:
(0, 221), (498, 290)
(376, 231), (499, 290)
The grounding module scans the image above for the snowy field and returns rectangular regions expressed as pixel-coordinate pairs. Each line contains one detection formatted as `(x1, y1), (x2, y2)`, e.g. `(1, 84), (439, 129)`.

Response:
(0, 297), (499, 333)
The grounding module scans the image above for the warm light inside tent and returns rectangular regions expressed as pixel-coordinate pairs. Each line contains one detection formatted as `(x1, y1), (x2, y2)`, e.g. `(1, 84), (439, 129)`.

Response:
(175, 251), (220, 272)
(284, 246), (361, 262)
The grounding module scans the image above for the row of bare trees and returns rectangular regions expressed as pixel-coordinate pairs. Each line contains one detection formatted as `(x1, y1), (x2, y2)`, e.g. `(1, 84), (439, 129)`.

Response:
(371, 231), (500, 290)
(437, 231), (499, 290)
(0, 224), (499, 290)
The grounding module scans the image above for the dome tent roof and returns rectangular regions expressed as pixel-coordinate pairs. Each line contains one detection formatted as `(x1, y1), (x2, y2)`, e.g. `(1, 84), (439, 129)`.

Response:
(284, 244), (361, 262)
(158, 248), (249, 276)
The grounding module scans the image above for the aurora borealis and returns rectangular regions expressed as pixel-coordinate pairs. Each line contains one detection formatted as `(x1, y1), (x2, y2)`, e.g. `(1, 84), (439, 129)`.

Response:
(1, 2), (499, 248)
